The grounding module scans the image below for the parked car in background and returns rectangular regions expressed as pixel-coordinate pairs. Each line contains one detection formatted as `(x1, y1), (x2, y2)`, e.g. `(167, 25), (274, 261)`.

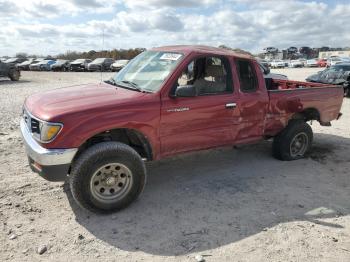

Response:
(4, 57), (27, 66)
(306, 62), (350, 97)
(88, 58), (114, 71)
(17, 58), (36, 71)
(29, 60), (56, 71)
(110, 59), (129, 72)
(317, 59), (327, 67)
(70, 59), (92, 71)
(51, 60), (70, 71)
(0, 60), (20, 81)
(289, 60), (303, 68)
(327, 57), (341, 67)
(327, 57), (350, 67)
(255, 58), (269, 69)
(306, 59), (318, 67)
(270, 60), (285, 68)
(258, 62), (288, 80)
(263, 47), (278, 53)
(287, 47), (298, 53)
(258, 62), (288, 92)
(298, 58), (307, 67)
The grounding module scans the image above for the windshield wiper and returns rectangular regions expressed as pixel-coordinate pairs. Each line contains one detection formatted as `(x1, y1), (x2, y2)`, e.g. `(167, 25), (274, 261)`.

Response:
(107, 79), (152, 93)
(119, 80), (143, 92)
(104, 78), (118, 86)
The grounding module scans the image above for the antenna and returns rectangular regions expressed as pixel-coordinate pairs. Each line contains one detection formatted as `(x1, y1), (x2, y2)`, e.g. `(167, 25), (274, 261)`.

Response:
(100, 26), (105, 83)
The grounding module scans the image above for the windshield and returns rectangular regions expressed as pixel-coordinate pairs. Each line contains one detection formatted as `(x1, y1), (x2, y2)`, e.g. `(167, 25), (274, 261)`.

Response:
(39, 60), (51, 64)
(56, 60), (66, 64)
(21, 59), (32, 64)
(92, 58), (105, 63)
(73, 59), (85, 63)
(112, 51), (183, 92)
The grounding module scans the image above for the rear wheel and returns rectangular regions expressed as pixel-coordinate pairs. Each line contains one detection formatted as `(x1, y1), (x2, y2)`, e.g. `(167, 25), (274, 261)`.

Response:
(272, 120), (313, 161)
(69, 142), (147, 213)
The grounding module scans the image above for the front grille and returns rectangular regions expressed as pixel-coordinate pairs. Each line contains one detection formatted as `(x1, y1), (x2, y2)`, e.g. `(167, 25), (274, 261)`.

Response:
(31, 118), (40, 134)
(23, 109), (41, 135)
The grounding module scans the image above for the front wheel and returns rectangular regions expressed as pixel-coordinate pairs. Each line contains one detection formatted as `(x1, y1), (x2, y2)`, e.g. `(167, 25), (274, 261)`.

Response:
(69, 142), (147, 213)
(9, 69), (20, 81)
(272, 120), (313, 161)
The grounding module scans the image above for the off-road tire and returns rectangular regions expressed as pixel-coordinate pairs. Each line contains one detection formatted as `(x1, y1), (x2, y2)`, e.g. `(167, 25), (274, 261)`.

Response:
(69, 142), (146, 213)
(9, 69), (20, 81)
(272, 120), (313, 161)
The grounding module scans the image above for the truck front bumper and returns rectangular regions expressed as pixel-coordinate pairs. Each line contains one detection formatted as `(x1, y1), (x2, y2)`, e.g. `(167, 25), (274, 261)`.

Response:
(20, 119), (78, 181)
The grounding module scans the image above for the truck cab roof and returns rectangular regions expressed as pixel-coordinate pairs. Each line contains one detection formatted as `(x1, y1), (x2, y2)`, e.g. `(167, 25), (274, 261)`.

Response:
(151, 45), (253, 60)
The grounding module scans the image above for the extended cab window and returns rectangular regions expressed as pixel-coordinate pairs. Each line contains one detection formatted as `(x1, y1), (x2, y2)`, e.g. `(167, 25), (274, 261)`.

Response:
(236, 60), (258, 92)
(176, 56), (232, 95)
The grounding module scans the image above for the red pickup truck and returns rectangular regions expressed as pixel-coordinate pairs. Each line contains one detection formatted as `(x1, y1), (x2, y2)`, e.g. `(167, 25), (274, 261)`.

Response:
(21, 46), (344, 213)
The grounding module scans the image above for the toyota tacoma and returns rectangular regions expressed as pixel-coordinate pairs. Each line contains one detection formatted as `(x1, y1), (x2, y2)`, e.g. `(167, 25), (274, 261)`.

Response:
(21, 46), (344, 213)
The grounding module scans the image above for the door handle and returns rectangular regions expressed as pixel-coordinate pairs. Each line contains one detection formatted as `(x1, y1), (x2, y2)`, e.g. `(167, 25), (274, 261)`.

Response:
(225, 103), (237, 109)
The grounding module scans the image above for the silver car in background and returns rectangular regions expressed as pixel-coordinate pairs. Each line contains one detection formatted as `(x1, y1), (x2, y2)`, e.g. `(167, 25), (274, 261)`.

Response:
(110, 59), (129, 72)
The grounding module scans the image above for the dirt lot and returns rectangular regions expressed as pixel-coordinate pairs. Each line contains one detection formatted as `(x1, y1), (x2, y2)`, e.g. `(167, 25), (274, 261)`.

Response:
(0, 69), (349, 261)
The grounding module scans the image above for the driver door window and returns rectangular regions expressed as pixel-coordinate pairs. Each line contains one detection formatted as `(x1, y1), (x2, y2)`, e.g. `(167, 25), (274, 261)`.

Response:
(176, 56), (233, 95)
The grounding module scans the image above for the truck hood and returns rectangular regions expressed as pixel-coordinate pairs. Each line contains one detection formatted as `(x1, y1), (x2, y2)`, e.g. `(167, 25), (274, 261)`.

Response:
(25, 82), (149, 121)
(70, 62), (84, 65)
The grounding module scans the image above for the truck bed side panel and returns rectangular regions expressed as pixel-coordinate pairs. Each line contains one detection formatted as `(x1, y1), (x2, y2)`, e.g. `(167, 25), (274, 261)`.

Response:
(264, 86), (343, 136)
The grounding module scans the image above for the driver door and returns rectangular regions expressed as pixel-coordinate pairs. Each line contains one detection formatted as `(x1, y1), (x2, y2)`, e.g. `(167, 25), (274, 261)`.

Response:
(159, 55), (240, 157)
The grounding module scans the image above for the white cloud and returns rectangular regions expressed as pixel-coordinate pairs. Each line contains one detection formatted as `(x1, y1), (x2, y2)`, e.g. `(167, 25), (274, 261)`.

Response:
(122, 0), (218, 9)
(116, 9), (183, 32)
(0, 0), (116, 19)
(0, 0), (350, 56)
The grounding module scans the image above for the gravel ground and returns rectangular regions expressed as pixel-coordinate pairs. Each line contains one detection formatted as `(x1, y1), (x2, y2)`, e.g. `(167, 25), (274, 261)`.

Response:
(0, 69), (349, 261)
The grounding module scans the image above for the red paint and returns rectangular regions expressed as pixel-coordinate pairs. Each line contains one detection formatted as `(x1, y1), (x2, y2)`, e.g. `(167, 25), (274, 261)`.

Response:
(317, 59), (327, 67)
(24, 46), (344, 161)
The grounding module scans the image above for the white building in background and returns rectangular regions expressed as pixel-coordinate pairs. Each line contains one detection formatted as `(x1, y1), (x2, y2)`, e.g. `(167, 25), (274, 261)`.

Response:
(319, 51), (350, 59)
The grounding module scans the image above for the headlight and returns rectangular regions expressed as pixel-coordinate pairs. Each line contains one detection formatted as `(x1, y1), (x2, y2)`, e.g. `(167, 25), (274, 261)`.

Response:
(39, 122), (62, 142)
(23, 107), (63, 143)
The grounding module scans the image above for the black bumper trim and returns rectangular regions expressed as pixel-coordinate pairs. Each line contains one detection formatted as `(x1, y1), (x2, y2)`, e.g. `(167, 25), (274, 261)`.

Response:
(28, 157), (70, 182)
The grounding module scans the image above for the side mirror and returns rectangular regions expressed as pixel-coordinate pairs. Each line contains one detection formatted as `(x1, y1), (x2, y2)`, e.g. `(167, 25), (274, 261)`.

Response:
(175, 85), (196, 97)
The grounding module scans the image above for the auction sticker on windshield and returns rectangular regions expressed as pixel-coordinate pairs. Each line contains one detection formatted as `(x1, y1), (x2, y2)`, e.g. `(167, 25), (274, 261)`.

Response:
(160, 53), (182, 61)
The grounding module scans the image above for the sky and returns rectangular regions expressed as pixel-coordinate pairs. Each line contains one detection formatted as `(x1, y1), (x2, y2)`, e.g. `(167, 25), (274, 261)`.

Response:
(0, 0), (349, 56)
